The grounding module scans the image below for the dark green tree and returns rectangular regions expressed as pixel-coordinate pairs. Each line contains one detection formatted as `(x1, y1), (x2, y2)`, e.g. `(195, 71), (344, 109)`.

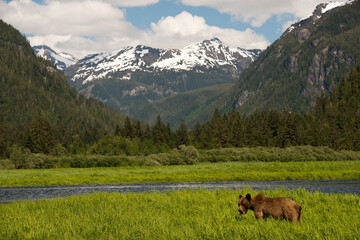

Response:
(176, 119), (189, 146)
(192, 121), (202, 143)
(134, 120), (143, 139)
(165, 122), (175, 148)
(0, 115), (6, 157)
(143, 123), (152, 139)
(209, 109), (228, 147)
(123, 116), (134, 139)
(199, 123), (215, 149)
(152, 115), (166, 144)
(25, 117), (55, 154)
(114, 124), (121, 136)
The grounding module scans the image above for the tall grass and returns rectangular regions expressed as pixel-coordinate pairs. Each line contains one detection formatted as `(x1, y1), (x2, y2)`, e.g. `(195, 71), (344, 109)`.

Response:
(1, 189), (359, 239)
(0, 160), (359, 187)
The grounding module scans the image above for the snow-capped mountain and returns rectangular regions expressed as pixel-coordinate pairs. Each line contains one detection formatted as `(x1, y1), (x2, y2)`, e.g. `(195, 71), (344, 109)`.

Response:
(62, 38), (260, 117)
(283, 0), (355, 35)
(67, 38), (260, 85)
(33, 45), (78, 72)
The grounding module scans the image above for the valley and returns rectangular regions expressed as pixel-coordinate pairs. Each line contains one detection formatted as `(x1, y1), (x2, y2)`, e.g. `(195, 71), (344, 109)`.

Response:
(1, 1), (360, 239)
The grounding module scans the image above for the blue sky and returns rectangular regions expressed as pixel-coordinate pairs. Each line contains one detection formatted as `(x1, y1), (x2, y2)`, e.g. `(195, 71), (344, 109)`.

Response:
(0, 0), (348, 57)
(125, 1), (295, 43)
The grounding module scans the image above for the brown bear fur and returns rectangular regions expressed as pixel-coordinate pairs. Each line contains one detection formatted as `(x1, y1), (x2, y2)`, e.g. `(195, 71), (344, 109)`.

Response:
(238, 193), (302, 223)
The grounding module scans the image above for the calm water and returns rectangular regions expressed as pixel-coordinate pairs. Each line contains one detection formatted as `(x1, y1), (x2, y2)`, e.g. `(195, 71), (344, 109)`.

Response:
(0, 180), (359, 203)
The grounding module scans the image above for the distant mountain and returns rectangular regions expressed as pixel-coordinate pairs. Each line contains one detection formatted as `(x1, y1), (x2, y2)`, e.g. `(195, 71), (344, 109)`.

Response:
(33, 45), (78, 72)
(220, 0), (360, 115)
(66, 38), (259, 85)
(63, 38), (260, 117)
(0, 20), (126, 135)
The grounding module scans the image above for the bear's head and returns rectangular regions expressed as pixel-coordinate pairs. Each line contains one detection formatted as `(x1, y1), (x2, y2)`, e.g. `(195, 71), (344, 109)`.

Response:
(238, 194), (252, 215)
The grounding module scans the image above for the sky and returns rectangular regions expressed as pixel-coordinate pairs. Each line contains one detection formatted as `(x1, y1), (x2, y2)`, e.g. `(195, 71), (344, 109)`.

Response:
(0, 0), (349, 58)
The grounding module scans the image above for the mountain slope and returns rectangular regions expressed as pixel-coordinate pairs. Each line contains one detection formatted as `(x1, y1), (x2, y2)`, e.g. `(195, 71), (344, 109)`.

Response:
(0, 20), (126, 134)
(33, 45), (77, 72)
(224, 0), (360, 115)
(135, 83), (234, 129)
(64, 38), (260, 116)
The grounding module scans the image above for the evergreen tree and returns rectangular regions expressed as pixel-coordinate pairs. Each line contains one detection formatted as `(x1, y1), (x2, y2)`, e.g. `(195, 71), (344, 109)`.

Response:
(143, 123), (152, 139)
(192, 121), (202, 143)
(134, 120), (143, 139)
(165, 122), (175, 148)
(123, 116), (134, 138)
(199, 123), (215, 149)
(25, 117), (55, 154)
(176, 119), (189, 146)
(114, 124), (121, 136)
(0, 115), (6, 157)
(209, 109), (228, 147)
(152, 115), (166, 144)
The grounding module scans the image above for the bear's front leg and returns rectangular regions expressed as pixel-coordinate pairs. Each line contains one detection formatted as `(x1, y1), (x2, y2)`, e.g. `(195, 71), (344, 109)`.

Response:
(254, 211), (264, 220)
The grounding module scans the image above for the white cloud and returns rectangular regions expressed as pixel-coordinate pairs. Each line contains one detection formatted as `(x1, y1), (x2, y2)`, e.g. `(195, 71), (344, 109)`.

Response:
(44, 0), (159, 7)
(0, 0), (268, 58)
(3, 0), (126, 36)
(148, 11), (269, 50)
(181, 0), (349, 27)
(0, 0), (145, 57)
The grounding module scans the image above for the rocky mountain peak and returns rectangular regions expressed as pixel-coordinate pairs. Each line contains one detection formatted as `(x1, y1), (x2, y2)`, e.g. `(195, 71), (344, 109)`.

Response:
(33, 45), (78, 72)
(63, 38), (261, 85)
(282, 0), (355, 36)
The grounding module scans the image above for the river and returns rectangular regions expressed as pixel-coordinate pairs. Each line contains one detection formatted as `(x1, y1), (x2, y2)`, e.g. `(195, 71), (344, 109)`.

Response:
(0, 179), (359, 203)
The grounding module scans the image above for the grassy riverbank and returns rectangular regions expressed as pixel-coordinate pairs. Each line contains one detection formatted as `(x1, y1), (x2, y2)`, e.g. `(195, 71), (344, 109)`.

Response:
(1, 160), (359, 187)
(1, 188), (359, 239)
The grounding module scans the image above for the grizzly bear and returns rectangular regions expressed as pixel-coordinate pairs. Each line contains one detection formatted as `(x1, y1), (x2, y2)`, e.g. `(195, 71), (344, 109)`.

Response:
(238, 193), (302, 223)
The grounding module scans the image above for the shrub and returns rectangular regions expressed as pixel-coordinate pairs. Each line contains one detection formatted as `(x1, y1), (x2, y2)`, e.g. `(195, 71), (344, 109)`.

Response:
(32, 154), (55, 169)
(9, 145), (33, 169)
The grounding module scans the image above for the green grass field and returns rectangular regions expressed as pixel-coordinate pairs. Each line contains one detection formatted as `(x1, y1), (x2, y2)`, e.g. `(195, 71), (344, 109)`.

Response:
(1, 188), (359, 239)
(0, 160), (359, 187)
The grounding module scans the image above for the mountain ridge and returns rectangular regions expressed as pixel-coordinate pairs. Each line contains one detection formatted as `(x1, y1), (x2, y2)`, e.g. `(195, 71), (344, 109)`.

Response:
(53, 38), (261, 117)
(222, 0), (360, 115)
(33, 45), (78, 72)
(0, 19), (126, 145)
(64, 38), (260, 85)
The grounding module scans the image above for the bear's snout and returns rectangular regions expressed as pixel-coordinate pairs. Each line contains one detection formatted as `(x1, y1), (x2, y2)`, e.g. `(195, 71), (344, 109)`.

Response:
(238, 209), (246, 215)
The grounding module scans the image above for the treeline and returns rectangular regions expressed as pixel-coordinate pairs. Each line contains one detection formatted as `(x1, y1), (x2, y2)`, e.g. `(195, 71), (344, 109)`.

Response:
(196, 61), (360, 150)
(1, 13), (360, 161)
(1, 61), (360, 161)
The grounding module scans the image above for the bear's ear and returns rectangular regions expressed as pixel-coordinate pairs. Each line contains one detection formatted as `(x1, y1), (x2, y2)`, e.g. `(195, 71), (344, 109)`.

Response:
(246, 194), (251, 201)
(239, 194), (243, 199)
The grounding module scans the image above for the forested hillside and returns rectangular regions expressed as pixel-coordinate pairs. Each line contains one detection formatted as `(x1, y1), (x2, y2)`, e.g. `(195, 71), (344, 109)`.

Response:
(1, 57), (359, 168)
(135, 83), (234, 128)
(0, 20), (126, 156)
(192, 61), (360, 150)
(223, 0), (360, 115)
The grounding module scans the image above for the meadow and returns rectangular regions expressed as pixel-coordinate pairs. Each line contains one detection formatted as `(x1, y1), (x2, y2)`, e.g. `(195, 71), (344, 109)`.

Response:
(1, 188), (359, 239)
(1, 146), (359, 239)
(0, 160), (359, 187)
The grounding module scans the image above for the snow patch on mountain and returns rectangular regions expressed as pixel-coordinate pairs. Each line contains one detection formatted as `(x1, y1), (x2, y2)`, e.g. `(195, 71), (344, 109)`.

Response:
(283, 0), (354, 36)
(33, 45), (78, 72)
(321, 1), (353, 13)
(69, 38), (260, 85)
(152, 38), (256, 71)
